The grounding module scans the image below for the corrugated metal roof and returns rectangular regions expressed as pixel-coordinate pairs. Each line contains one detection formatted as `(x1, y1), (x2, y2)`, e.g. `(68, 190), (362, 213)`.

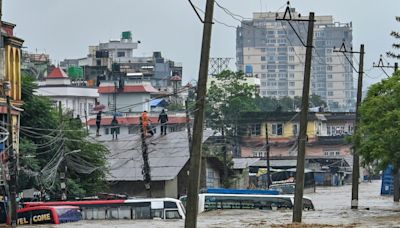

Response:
(102, 129), (215, 181)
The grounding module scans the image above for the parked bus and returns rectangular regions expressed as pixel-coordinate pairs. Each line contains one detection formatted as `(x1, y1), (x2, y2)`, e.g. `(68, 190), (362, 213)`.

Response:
(180, 194), (314, 213)
(23, 198), (185, 220)
(15, 206), (81, 225)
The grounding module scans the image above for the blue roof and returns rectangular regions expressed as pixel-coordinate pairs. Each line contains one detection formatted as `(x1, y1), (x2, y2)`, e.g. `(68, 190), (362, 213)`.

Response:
(150, 99), (168, 107)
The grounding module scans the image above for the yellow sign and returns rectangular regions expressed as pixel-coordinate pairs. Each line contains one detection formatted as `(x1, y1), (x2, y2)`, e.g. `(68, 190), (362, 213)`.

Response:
(32, 213), (51, 223)
(17, 217), (29, 225)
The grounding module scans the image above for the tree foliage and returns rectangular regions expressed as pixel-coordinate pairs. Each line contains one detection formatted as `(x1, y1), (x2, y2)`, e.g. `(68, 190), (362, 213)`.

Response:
(356, 71), (400, 170)
(206, 70), (259, 133)
(19, 73), (109, 198)
(387, 16), (400, 59)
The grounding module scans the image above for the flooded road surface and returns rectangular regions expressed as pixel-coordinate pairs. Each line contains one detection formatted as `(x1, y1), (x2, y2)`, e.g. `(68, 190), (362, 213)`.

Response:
(36, 180), (400, 227)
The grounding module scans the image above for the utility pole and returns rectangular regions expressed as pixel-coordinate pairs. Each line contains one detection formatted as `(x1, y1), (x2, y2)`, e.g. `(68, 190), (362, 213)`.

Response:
(221, 123), (228, 187)
(139, 117), (151, 197)
(292, 12), (314, 223)
(7, 91), (17, 228)
(265, 124), (271, 189)
(276, 4), (315, 222)
(334, 43), (364, 209)
(373, 54), (398, 76)
(185, 100), (192, 148)
(185, 0), (214, 227)
(59, 101), (67, 201)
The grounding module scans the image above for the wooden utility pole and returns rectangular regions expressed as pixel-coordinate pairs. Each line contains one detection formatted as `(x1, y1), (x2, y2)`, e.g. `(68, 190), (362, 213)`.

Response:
(7, 94), (17, 228)
(292, 12), (315, 223)
(58, 101), (67, 201)
(335, 44), (364, 208)
(185, 100), (192, 148)
(184, 0), (214, 227)
(265, 124), (271, 189)
(139, 117), (151, 197)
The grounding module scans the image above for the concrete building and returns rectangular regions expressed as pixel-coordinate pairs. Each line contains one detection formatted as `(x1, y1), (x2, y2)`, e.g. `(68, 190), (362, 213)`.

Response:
(236, 9), (355, 111)
(0, 19), (24, 189)
(97, 79), (159, 113)
(36, 67), (99, 119)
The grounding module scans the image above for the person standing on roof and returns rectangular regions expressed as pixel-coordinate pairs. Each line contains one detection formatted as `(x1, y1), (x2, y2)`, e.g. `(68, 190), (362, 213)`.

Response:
(96, 111), (102, 136)
(158, 109), (169, 135)
(141, 110), (154, 137)
(111, 115), (119, 140)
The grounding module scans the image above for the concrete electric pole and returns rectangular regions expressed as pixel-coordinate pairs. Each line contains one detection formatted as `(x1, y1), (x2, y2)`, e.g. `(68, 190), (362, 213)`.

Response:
(334, 43), (364, 209)
(185, 0), (214, 227)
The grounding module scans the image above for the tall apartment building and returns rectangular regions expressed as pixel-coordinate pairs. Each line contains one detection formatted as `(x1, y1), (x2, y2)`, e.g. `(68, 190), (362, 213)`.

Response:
(236, 8), (355, 111)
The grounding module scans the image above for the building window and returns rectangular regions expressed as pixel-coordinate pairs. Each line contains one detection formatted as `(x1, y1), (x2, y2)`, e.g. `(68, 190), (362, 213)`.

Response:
(253, 151), (266, 157)
(328, 91), (334, 96)
(289, 73), (294, 78)
(261, 65), (266, 70)
(261, 56), (266, 61)
(289, 56), (295, 61)
(289, 82), (295, 86)
(289, 91), (295, 95)
(327, 74), (333, 79)
(327, 66), (333, 71)
(261, 73), (267, 79)
(327, 82), (333, 88)
(289, 65), (295, 70)
(260, 48), (266, 52)
(250, 124), (261, 136)
(272, 123), (283, 136)
(117, 52), (125, 57)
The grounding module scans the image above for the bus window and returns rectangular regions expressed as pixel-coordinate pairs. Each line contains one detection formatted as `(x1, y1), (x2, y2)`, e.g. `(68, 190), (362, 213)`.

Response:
(119, 206), (131, 219)
(31, 209), (54, 225)
(151, 209), (163, 219)
(82, 207), (93, 220)
(107, 207), (119, 219)
(134, 205), (151, 219)
(17, 211), (31, 225)
(164, 201), (178, 209)
(92, 207), (106, 220)
(164, 209), (181, 219)
(56, 207), (81, 223)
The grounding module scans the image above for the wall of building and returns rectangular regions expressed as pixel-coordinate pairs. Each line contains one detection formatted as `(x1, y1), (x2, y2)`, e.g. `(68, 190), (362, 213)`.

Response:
(99, 93), (150, 113)
(109, 181), (166, 198)
(164, 177), (178, 198)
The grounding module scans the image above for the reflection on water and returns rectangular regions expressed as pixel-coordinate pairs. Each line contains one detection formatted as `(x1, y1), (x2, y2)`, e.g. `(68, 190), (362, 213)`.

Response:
(32, 180), (400, 228)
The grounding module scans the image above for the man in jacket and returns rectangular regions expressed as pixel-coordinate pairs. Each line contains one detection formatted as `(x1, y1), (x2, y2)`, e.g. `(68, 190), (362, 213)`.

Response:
(158, 109), (169, 135)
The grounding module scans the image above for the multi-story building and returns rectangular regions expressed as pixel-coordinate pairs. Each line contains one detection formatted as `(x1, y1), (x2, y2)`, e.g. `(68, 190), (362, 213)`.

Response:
(60, 32), (183, 94)
(238, 111), (355, 158)
(1, 19), (24, 187)
(35, 67), (99, 121)
(236, 8), (355, 111)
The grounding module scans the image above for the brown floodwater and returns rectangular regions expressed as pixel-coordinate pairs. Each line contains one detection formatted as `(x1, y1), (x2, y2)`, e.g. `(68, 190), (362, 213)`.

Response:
(23, 180), (400, 227)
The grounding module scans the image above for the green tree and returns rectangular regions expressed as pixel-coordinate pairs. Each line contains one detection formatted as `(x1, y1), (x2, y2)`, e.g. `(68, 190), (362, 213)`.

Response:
(387, 16), (400, 59)
(206, 70), (259, 187)
(356, 71), (400, 201)
(19, 73), (109, 198)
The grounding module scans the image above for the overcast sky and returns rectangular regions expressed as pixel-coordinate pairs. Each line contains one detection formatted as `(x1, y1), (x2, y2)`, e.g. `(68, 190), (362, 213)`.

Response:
(3, 0), (400, 88)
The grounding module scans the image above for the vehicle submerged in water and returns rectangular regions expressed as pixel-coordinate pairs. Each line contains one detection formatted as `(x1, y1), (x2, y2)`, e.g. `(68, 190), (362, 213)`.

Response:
(180, 188), (314, 213)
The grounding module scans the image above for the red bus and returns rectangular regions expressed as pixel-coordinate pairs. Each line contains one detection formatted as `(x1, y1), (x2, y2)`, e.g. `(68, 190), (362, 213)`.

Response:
(13, 206), (81, 225)
(23, 198), (185, 220)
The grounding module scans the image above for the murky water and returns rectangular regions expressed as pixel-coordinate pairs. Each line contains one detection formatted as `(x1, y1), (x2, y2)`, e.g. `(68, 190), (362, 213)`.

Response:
(26, 180), (400, 227)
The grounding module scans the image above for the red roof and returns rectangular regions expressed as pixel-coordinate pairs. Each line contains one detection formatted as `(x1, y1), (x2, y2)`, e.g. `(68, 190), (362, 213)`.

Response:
(170, 75), (182, 81)
(87, 116), (188, 126)
(47, 67), (68, 79)
(98, 85), (159, 94)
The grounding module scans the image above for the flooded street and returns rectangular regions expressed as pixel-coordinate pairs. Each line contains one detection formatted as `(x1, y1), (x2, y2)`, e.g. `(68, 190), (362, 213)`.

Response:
(37, 180), (400, 227)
